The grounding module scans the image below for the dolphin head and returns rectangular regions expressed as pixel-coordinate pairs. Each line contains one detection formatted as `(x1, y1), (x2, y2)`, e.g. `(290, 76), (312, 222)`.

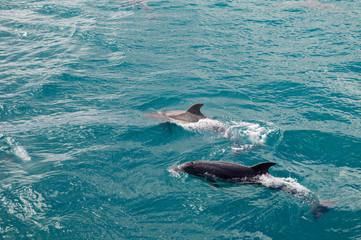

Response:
(173, 162), (203, 175)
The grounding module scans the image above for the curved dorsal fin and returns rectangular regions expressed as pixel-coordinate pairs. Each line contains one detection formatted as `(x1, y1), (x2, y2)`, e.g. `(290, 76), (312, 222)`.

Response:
(186, 103), (204, 116)
(251, 162), (276, 174)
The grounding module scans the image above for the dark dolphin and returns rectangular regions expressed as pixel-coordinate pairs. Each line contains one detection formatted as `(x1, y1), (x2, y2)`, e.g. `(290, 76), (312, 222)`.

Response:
(172, 160), (335, 219)
(173, 161), (275, 183)
(145, 103), (210, 123)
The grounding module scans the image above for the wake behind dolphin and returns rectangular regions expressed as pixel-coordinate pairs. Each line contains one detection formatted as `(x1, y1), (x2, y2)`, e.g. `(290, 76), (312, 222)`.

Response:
(171, 160), (335, 219)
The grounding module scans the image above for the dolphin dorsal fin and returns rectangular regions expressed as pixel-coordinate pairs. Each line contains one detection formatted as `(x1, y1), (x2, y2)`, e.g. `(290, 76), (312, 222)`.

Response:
(186, 103), (204, 116)
(251, 162), (276, 174)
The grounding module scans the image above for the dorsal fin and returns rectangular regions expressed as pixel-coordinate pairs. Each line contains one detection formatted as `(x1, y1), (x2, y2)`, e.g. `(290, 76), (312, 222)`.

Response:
(251, 162), (276, 174)
(186, 103), (204, 116)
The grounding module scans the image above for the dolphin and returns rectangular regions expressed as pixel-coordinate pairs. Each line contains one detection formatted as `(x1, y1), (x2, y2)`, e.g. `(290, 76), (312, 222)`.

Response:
(172, 161), (275, 183)
(145, 103), (210, 123)
(172, 160), (334, 219)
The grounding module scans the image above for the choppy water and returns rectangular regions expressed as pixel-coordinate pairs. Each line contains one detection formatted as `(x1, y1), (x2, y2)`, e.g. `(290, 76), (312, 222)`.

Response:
(1, 0), (361, 239)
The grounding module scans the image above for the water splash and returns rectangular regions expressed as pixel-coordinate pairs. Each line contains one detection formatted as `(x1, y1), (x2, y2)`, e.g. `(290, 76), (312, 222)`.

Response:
(177, 118), (227, 133)
(225, 121), (276, 152)
(257, 174), (313, 201)
(1, 135), (31, 162)
(175, 119), (278, 153)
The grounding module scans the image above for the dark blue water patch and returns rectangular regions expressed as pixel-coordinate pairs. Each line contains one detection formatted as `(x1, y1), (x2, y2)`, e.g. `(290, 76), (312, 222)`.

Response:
(36, 82), (63, 100)
(264, 128), (283, 146)
(276, 130), (361, 168)
(338, 61), (361, 74)
(245, 18), (285, 27)
(211, 2), (232, 8)
(282, 8), (306, 13)
(0, 29), (14, 38)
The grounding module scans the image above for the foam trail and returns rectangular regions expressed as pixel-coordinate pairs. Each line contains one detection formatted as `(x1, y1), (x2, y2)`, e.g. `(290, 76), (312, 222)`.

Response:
(176, 119), (277, 153)
(257, 174), (313, 200)
(257, 174), (334, 219)
(226, 121), (276, 153)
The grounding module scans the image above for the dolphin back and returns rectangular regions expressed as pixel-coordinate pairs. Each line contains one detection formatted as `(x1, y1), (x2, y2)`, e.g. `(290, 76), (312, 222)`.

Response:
(250, 162), (276, 174)
(186, 103), (205, 116)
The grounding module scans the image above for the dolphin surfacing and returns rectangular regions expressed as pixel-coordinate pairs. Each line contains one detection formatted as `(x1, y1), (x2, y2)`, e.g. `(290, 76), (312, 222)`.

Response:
(173, 161), (275, 183)
(145, 103), (210, 123)
(172, 160), (334, 219)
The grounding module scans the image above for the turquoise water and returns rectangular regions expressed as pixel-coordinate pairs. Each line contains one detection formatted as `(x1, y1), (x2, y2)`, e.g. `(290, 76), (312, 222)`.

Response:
(1, 0), (361, 239)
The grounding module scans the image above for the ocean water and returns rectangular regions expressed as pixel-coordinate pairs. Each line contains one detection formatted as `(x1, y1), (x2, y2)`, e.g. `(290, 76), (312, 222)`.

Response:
(1, 0), (361, 239)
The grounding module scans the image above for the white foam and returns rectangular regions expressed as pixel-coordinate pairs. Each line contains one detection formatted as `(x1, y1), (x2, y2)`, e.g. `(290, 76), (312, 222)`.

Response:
(225, 121), (274, 144)
(13, 145), (31, 161)
(231, 144), (254, 152)
(6, 137), (31, 161)
(177, 119), (275, 142)
(257, 174), (316, 204)
(176, 118), (227, 133)
(175, 119), (277, 153)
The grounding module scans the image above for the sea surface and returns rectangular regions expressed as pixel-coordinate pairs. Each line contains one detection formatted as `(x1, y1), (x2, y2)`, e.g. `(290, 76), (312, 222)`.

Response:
(1, 0), (361, 239)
